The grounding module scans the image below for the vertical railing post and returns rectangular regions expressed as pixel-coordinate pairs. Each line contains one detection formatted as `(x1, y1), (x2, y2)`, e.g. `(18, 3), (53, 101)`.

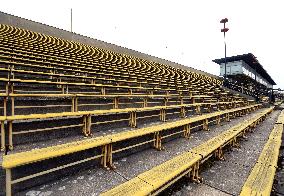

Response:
(6, 169), (12, 196)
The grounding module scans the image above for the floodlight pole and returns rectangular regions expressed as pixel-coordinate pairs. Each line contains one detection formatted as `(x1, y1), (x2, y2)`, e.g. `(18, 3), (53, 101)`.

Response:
(220, 18), (229, 79)
(71, 8), (73, 32)
(224, 31), (227, 79)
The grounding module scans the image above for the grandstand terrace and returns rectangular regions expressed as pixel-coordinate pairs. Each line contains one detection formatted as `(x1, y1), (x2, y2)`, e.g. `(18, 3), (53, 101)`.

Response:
(213, 53), (276, 100)
(0, 11), (283, 196)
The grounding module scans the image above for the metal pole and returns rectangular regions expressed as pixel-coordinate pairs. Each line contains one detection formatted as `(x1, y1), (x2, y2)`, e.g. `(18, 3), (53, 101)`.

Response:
(224, 23), (227, 79)
(71, 8), (73, 32)
(6, 169), (12, 196)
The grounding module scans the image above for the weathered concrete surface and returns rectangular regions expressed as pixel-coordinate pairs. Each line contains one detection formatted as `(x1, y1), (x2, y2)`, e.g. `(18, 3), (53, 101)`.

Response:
(15, 167), (126, 196)
(172, 183), (231, 196)
(171, 109), (281, 196)
(0, 11), (219, 80)
(15, 108), (270, 195)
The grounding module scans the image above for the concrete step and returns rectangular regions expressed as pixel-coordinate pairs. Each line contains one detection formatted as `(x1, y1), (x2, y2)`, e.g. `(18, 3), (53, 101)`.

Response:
(12, 108), (268, 195)
(170, 109), (280, 195)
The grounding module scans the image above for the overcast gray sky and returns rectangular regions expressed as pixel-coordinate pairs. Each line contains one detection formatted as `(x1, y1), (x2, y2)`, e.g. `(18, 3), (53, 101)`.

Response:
(1, 0), (283, 88)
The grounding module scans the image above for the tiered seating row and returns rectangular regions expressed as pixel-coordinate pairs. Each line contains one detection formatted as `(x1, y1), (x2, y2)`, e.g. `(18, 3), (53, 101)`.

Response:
(102, 107), (273, 195)
(0, 22), (257, 196)
(0, 24), (221, 93)
(2, 104), (261, 196)
(240, 110), (284, 196)
(0, 24), (248, 118)
(0, 100), (247, 151)
(0, 92), (232, 116)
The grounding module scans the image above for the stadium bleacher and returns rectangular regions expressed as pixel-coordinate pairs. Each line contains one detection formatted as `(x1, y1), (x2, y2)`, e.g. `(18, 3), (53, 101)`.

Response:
(102, 107), (274, 195)
(0, 22), (282, 196)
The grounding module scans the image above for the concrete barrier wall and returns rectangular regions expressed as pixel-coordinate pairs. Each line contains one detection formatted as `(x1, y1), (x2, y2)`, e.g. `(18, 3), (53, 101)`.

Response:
(0, 11), (219, 79)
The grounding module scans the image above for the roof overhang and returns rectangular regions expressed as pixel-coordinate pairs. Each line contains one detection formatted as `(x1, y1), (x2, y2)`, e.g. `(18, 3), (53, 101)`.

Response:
(213, 53), (276, 85)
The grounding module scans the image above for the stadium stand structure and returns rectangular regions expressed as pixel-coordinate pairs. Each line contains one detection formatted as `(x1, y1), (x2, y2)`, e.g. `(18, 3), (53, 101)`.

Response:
(213, 53), (276, 101)
(102, 107), (274, 195)
(0, 11), (282, 196)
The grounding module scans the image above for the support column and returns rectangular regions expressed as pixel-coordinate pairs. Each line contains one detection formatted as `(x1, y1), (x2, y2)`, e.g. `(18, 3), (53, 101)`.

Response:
(160, 109), (166, 122)
(74, 97), (78, 112)
(129, 111), (137, 128)
(71, 97), (78, 112)
(166, 90), (170, 97)
(113, 97), (119, 109)
(49, 66), (54, 80)
(87, 115), (92, 136)
(6, 83), (14, 116)
(231, 137), (240, 148)
(6, 169), (12, 196)
(82, 115), (92, 136)
(189, 91), (193, 98)
(5, 83), (9, 95)
(8, 121), (13, 150)
(253, 121), (257, 128)
(235, 111), (239, 117)
(215, 147), (225, 160)
(101, 87), (106, 95)
(61, 85), (65, 94)
(216, 115), (221, 126)
(183, 124), (190, 139)
(180, 106), (186, 118)
(232, 111), (236, 119)
(66, 85), (69, 94)
(217, 103), (220, 111)
(242, 128), (248, 137)
(164, 97), (168, 106)
(1, 121), (5, 151)
(107, 144), (114, 169)
(101, 145), (108, 169)
(83, 115), (87, 136)
(153, 132), (162, 150)
(57, 77), (62, 84)
(11, 97), (14, 116)
(143, 97), (148, 108)
(202, 118), (209, 131)
(180, 97), (184, 105)
(195, 105), (201, 115)
(226, 113), (230, 122)
(207, 104), (212, 113)
(3, 97), (7, 116)
(71, 97), (75, 112)
(191, 161), (202, 183)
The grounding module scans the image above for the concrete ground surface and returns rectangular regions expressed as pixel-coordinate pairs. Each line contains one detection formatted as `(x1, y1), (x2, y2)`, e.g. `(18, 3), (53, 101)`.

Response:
(12, 107), (277, 196)
(170, 109), (280, 196)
